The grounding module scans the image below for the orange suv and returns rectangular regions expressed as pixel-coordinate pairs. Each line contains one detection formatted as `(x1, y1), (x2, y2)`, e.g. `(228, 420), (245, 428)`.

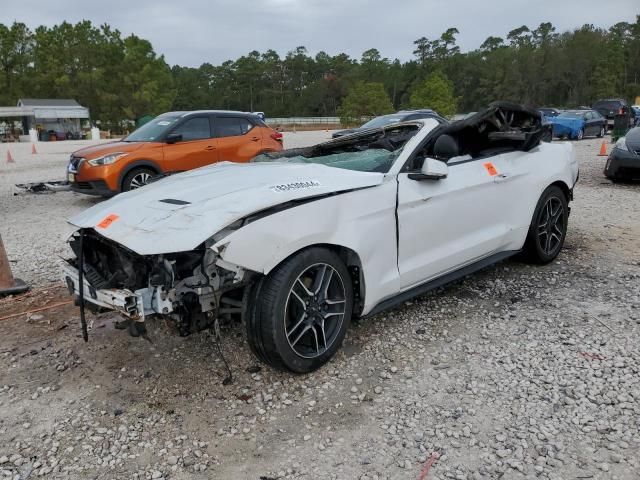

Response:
(67, 111), (283, 195)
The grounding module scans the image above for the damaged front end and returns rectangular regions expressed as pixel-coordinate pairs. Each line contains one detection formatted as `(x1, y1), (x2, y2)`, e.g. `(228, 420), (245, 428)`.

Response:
(62, 229), (251, 338)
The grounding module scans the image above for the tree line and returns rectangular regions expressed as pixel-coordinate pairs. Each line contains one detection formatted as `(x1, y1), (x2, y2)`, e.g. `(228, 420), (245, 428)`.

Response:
(1, 17), (639, 127)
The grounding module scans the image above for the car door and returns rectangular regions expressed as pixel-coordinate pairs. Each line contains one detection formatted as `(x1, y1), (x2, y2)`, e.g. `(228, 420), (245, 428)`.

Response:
(592, 111), (605, 133)
(214, 116), (263, 162)
(396, 153), (514, 290)
(586, 112), (598, 136)
(162, 116), (218, 171)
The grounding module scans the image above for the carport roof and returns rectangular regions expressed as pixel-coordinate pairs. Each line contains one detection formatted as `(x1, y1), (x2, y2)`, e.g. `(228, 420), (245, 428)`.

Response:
(18, 98), (83, 107)
(0, 99), (89, 119)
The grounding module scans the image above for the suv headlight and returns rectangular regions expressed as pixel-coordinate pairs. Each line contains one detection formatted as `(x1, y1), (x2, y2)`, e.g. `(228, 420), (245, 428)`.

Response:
(88, 152), (128, 166)
(614, 137), (629, 152)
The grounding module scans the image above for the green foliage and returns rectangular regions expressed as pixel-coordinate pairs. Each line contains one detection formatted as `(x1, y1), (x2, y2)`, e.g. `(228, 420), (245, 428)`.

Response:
(410, 71), (457, 117)
(0, 20), (174, 127)
(1, 16), (640, 124)
(338, 81), (393, 125)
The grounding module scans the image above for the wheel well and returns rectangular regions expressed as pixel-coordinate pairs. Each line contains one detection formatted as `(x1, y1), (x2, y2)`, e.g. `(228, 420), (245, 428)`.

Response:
(550, 180), (572, 202)
(266, 243), (366, 317)
(119, 161), (161, 191)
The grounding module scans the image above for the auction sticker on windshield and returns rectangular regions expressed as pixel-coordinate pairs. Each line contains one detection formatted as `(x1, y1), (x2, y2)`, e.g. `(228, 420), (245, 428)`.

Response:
(270, 180), (322, 193)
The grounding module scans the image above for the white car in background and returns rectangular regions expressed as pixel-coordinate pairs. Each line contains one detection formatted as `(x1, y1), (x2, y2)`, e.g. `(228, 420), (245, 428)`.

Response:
(62, 102), (579, 373)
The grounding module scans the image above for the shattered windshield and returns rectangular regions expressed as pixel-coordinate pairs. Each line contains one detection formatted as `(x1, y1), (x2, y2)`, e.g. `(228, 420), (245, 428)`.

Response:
(253, 148), (400, 173)
(252, 123), (420, 173)
(124, 115), (181, 142)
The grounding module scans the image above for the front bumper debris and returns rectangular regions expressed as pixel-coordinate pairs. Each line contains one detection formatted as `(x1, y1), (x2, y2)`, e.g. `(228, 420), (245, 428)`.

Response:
(62, 262), (173, 321)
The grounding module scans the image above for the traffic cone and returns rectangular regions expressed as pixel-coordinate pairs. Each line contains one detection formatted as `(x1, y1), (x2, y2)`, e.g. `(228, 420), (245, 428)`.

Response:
(0, 234), (29, 297)
(598, 141), (607, 157)
(31, 143), (37, 154)
(6, 149), (14, 163)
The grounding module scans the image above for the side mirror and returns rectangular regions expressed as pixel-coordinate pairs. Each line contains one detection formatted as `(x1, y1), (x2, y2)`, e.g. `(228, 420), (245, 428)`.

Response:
(165, 133), (182, 144)
(408, 158), (448, 181)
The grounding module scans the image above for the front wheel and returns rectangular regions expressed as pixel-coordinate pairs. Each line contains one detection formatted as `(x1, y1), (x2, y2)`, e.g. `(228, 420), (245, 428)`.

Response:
(246, 247), (353, 373)
(521, 185), (568, 264)
(597, 126), (605, 138)
(575, 128), (584, 140)
(122, 168), (155, 192)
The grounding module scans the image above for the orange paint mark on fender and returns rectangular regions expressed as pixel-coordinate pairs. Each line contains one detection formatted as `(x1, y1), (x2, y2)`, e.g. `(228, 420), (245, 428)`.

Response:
(483, 162), (498, 176)
(97, 214), (120, 229)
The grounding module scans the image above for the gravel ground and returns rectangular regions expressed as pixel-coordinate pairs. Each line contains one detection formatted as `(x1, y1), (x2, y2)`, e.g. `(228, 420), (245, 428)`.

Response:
(0, 135), (639, 480)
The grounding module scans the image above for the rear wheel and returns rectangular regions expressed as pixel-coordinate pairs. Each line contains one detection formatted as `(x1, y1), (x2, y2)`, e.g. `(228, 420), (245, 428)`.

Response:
(246, 247), (353, 373)
(522, 185), (568, 264)
(122, 168), (155, 192)
(597, 126), (605, 138)
(575, 129), (584, 140)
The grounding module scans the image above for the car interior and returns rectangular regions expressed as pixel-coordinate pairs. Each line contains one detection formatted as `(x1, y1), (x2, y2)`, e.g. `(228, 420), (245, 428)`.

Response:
(408, 102), (547, 170)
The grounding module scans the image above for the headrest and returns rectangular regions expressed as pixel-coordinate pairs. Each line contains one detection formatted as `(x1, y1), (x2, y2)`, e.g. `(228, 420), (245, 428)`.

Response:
(433, 134), (460, 160)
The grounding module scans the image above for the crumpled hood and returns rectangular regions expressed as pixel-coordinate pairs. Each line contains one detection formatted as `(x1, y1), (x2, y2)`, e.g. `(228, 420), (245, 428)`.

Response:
(72, 141), (147, 158)
(68, 161), (384, 255)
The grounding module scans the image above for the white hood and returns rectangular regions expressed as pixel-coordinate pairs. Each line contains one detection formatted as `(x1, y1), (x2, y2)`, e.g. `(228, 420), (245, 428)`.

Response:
(69, 161), (384, 255)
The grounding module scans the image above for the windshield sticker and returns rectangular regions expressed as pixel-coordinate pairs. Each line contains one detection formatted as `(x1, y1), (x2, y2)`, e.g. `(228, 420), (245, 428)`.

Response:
(157, 121), (171, 126)
(97, 213), (120, 229)
(483, 162), (498, 176)
(270, 180), (322, 193)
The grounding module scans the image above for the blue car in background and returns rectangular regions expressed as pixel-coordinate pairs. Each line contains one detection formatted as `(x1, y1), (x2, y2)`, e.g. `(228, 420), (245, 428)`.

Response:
(548, 110), (607, 140)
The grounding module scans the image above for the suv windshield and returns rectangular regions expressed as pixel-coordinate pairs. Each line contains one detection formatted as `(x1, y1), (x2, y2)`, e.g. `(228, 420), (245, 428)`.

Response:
(124, 115), (181, 142)
(592, 101), (623, 112)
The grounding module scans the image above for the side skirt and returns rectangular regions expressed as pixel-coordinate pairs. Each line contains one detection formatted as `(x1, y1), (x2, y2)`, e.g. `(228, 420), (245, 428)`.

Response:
(365, 250), (520, 317)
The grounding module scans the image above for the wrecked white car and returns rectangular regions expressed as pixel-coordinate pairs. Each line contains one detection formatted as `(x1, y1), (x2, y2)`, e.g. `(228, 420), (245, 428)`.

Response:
(63, 102), (578, 373)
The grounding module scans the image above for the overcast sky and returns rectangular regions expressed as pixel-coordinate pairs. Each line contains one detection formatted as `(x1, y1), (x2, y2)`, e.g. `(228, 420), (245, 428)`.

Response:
(2, 0), (638, 67)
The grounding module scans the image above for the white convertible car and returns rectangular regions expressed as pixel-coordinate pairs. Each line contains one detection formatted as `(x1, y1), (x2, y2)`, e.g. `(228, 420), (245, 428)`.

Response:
(63, 102), (578, 373)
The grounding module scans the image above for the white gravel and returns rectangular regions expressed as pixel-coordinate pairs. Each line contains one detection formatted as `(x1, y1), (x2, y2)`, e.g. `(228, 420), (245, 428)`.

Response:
(1, 135), (639, 480)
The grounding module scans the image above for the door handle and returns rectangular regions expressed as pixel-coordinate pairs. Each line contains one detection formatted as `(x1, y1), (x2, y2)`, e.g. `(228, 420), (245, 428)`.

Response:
(205, 145), (216, 151)
(494, 173), (511, 183)
(250, 137), (260, 142)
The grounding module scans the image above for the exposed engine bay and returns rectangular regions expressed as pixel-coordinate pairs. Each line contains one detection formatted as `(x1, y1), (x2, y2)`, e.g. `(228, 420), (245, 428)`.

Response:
(65, 230), (251, 337)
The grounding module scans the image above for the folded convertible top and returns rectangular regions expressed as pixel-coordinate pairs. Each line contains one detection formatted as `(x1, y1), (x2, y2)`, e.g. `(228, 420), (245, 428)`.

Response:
(437, 101), (546, 155)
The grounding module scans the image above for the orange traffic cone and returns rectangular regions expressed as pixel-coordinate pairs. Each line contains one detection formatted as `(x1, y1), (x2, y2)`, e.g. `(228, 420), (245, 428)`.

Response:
(598, 141), (607, 156)
(0, 234), (29, 296)
(31, 143), (37, 154)
(6, 149), (14, 163)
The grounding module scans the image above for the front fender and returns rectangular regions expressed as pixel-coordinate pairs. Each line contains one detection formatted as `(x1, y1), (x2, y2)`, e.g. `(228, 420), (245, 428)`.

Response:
(214, 179), (400, 314)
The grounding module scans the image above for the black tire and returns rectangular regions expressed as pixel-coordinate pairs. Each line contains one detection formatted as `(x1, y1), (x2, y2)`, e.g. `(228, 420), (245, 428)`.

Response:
(121, 167), (156, 192)
(597, 126), (605, 138)
(575, 128), (584, 140)
(522, 185), (568, 264)
(245, 247), (353, 373)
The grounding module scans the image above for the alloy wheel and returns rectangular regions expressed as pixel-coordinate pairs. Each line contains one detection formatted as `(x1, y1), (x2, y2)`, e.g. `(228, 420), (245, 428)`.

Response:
(537, 196), (565, 256)
(129, 172), (151, 190)
(284, 263), (346, 359)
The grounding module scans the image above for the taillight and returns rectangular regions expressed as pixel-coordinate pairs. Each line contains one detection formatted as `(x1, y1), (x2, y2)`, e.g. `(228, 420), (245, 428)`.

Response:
(619, 108), (624, 115)
(270, 131), (283, 141)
